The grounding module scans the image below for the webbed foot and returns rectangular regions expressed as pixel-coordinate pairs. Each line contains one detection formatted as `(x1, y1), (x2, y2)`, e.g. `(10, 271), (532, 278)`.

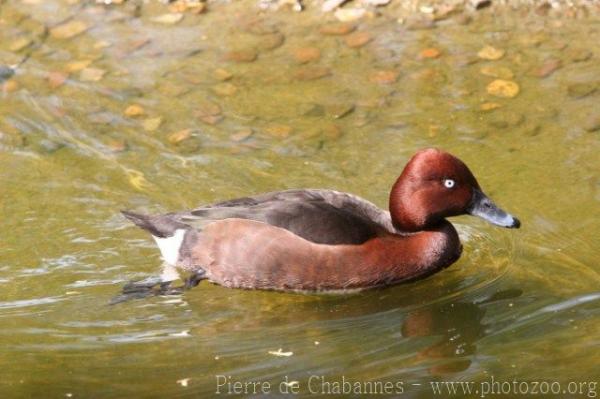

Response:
(122, 276), (164, 294)
(111, 278), (182, 304)
(183, 270), (206, 290)
(112, 270), (206, 304)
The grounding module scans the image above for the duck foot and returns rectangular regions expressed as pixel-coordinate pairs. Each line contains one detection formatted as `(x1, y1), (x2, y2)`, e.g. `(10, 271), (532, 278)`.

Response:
(122, 276), (164, 294)
(110, 290), (155, 305)
(111, 270), (206, 304)
(111, 278), (183, 304)
(183, 270), (206, 290)
(123, 279), (182, 295)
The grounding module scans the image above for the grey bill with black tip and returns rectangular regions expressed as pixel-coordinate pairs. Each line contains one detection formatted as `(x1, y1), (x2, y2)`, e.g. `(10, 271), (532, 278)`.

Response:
(467, 189), (521, 228)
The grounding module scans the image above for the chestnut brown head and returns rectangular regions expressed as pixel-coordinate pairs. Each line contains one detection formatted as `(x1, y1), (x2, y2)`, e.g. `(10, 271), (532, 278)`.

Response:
(389, 148), (520, 232)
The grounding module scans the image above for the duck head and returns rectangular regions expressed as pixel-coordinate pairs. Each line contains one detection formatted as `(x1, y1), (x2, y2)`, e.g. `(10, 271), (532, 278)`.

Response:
(389, 148), (520, 232)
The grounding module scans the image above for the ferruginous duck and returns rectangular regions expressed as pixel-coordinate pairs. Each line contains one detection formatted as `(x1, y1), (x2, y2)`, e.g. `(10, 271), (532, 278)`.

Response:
(121, 148), (520, 295)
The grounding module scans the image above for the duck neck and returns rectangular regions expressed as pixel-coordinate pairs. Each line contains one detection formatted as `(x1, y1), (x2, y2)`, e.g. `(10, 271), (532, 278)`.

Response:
(389, 177), (439, 232)
(351, 220), (462, 286)
(410, 220), (462, 277)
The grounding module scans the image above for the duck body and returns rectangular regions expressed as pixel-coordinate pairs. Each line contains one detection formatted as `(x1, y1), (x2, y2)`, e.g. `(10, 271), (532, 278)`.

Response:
(173, 190), (461, 292)
(122, 149), (519, 294)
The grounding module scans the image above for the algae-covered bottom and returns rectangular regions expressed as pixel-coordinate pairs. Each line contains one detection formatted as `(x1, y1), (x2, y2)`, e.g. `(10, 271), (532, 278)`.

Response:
(0, 0), (599, 397)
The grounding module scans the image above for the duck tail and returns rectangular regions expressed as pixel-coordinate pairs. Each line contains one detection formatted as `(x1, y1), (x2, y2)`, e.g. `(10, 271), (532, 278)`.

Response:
(121, 210), (185, 238)
(122, 210), (192, 265)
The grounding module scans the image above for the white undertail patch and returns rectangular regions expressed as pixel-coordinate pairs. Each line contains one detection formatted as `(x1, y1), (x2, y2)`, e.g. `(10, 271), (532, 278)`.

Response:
(160, 262), (181, 282)
(152, 229), (186, 266)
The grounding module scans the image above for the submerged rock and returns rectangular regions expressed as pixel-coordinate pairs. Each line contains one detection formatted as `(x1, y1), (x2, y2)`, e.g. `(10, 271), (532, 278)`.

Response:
(334, 8), (366, 22)
(65, 60), (93, 73)
(0, 65), (15, 82)
(369, 70), (399, 84)
(124, 104), (145, 117)
(532, 58), (562, 78)
(239, 17), (279, 35)
(486, 79), (520, 98)
(168, 129), (192, 144)
(345, 31), (372, 48)
(36, 139), (65, 154)
(419, 47), (442, 59)
(432, 3), (462, 20)
(319, 23), (355, 36)
(480, 102), (502, 112)
(322, 123), (343, 140)
(9, 37), (33, 52)
(522, 121), (541, 136)
(2, 80), (19, 93)
(50, 20), (89, 39)
(257, 33), (285, 51)
(47, 71), (68, 89)
(159, 83), (191, 97)
(230, 128), (254, 142)
(405, 17), (437, 30)
(477, 45), (505, 60)
(223, 50), (258, 63)
(565, 48), (592, 63)
(303, 103), (325, 117)
(294, 66), (331, 81)
(151, 13), (184, 25)
(169, 1), (206, 14)
(79, 67), (106, 82)
(212, 83), (238, 96)
(472, 0), (492, 10)
(325, 103), (354, 119)
(292, 47), (321, 64)
(106, 138), (128, 153)
(213, 68), (233, 81)
(196, 100), (223, 124)
(322, 0), (347, 12)
(567, 82), (598, 99)
(196, 101), (221, 117)
(365, 0), (390, 6)
(583, 115), (600, 132)
(265, 124), (292, 138)
(142, 117), (163, 132)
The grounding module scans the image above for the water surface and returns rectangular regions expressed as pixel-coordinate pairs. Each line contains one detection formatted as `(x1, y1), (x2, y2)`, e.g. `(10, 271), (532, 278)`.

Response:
(1, 1), (599, 397)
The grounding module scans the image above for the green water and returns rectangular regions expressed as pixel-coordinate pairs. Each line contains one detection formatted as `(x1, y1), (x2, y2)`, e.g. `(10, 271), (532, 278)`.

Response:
(1, 1), (599, 398)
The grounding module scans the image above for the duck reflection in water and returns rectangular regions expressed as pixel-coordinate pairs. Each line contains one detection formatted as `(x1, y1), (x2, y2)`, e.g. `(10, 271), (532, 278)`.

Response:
(401, 289), (523, 375)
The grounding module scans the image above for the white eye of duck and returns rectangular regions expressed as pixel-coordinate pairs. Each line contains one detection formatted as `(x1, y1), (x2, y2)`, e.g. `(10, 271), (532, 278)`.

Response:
(443, 179), (455, 188)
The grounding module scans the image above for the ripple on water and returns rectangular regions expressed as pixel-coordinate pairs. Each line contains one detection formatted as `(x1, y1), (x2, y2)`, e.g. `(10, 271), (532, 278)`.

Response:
(17, 254), (96, 278)
(65, 278), (124, 288)
(498, 291), (600, 335)
(61, 314), (167, 328)
(0, 296), (65, 310)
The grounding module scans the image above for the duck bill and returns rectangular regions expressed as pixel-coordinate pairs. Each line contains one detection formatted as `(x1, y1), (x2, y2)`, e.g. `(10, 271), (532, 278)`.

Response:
(467, 189), (521, 229)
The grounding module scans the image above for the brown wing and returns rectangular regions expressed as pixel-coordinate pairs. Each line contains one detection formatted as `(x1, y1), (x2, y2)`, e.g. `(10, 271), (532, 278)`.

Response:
(174, 189), (393, 245)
